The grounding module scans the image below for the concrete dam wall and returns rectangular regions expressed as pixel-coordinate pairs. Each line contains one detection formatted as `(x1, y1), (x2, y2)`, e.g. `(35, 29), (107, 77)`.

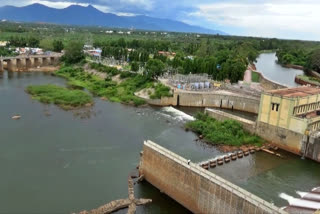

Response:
(148, 91), (261, 114)
(139, 140), (287, 214)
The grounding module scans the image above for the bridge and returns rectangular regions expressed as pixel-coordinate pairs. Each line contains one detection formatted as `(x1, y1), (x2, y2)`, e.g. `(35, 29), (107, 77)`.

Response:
(139, 140), (287, 214)
(0, 54), (62, 72)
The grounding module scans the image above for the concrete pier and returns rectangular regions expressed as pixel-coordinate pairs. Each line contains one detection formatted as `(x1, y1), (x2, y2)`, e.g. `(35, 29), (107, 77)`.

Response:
(139, 140), (287, 214)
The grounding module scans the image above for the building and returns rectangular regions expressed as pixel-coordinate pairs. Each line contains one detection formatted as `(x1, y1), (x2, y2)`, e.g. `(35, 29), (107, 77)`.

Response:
(257, 87), (320, 160)
(85, 48), (102, 57)
(258, 87), (320, 134)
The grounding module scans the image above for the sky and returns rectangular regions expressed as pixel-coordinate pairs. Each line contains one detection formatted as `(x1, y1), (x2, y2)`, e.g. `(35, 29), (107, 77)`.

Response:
(0, 0), (319, 41)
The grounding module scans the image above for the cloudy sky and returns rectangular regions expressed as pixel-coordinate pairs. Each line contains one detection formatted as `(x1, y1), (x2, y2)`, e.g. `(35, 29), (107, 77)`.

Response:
(0, 0), (319, 40)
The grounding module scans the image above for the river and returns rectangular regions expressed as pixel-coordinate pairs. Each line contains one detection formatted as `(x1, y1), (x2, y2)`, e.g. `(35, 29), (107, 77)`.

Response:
(0, 71), (319, 213)
(255, 53), (304, 87)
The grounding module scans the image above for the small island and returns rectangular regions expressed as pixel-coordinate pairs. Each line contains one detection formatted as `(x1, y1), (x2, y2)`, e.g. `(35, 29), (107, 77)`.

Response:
(185, 113), (263, 147)
(26, 84), (93, 110)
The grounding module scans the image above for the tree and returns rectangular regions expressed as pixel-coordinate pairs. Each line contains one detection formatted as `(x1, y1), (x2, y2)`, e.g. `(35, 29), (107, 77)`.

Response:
(53, 40), (64, 53)
(306, 49), (320, 73)
(117, 38), (126, 48)
(62, 41), (84, 64)
(131, 61), (139, 72)
(145, 59), (165, 79)
(27, 37), (40, 48)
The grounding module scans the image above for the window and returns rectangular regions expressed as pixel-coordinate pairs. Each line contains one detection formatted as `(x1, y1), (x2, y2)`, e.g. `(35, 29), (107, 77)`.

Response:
(271, 103), (280, 112)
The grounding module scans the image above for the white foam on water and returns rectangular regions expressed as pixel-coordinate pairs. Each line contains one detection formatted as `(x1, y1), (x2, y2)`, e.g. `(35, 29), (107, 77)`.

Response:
(161, 107), (195, 121)
(312, 187), (320, 192)
(296, 191), (308, 198)
(279, 193), (320, 210)
(297, 191), (320, 201)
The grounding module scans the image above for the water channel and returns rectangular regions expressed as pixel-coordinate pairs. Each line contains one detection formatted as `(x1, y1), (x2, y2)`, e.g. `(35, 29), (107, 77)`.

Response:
(0, 68), (319, 213)
(255, 53), (304, 87)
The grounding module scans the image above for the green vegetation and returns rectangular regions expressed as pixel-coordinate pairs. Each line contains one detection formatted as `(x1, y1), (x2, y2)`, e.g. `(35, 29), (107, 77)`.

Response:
(130, 61), (139, 72)
(9, 36), (40, 47)
(26, 84), (92, 109)
(305, 49), (320, 73)
(89, 63), (119, 76)
(296, 75), (320, 86)
(145, 59), (165, 79)
(185, 113), (263, 146)
(62, 40), (85, 64)
(276, 49), (308, 67)
(251, 72), (260, 83)
(3, 21), (320, 83)
(150, 84), (172, 99)
(52, 40), (64, 53)
(0, 47), (16, 57)
(55, 66), (153, 106)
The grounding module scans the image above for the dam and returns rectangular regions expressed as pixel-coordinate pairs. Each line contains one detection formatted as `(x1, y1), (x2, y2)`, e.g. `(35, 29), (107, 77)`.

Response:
(139, 140), (287, 214)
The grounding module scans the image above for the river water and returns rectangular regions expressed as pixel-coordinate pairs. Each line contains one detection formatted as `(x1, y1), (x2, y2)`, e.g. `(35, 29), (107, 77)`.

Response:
(255, 53), (304, 87)
(0, 71), (319, 213)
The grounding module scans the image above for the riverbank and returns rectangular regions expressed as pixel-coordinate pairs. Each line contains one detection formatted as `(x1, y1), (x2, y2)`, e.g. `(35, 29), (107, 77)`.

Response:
(28, 66), (60, 72)
(295, 75), (320, 87)
(255, 53), (303, 88)
(54, 64), (172, 106)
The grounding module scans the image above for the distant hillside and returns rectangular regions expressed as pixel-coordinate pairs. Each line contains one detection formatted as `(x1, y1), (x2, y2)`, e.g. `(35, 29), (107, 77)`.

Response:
(0, 4), (226, 35)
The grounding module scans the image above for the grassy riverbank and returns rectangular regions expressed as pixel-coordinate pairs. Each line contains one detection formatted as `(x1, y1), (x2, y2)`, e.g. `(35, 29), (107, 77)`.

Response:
(55, 65), (172, 106)
(295, 75), (320, 86)
(26, 84), (93, 109)
(186, 113), (263, 147)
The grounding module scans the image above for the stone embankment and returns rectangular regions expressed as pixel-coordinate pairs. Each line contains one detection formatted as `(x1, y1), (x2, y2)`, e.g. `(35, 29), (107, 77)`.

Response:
(253, 71), (287, 90)
(295, 76), (320, 87)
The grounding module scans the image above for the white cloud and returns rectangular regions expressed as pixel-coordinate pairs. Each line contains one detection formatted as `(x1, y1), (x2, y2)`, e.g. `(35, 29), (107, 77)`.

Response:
(189, 0), (320, 40)
(119, 0), (153, 10)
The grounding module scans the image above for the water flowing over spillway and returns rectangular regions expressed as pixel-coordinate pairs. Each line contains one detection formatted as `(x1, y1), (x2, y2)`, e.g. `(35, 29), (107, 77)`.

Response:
(160, 106), (195, 122)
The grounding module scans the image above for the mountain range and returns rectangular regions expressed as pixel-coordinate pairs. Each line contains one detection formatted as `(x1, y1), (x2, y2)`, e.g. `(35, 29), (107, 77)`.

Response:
(0, 4), (226, 35)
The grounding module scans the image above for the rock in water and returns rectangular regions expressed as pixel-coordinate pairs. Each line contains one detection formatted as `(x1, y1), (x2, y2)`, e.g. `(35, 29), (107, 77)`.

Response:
(12, 115), (21, 120)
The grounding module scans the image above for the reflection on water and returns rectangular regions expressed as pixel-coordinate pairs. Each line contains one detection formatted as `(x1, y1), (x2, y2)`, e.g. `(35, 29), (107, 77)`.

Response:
(255, 53), (304, 87)
(0, 70), (319, 213)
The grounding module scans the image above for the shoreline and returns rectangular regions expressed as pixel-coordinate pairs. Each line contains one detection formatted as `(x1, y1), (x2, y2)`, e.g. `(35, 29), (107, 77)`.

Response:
(28, 66), (60, 72)
(280, 63), (304, 70)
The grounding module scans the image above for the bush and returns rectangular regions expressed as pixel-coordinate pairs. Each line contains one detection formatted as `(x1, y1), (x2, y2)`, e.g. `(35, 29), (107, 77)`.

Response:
(185, 112), (263, 146)
(89, 63), (119, 76)
(150, 84), (172, 99)
(26, 84), (92, 109)
(120, 71), (137, 79)
(55, 66), (149, 106)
